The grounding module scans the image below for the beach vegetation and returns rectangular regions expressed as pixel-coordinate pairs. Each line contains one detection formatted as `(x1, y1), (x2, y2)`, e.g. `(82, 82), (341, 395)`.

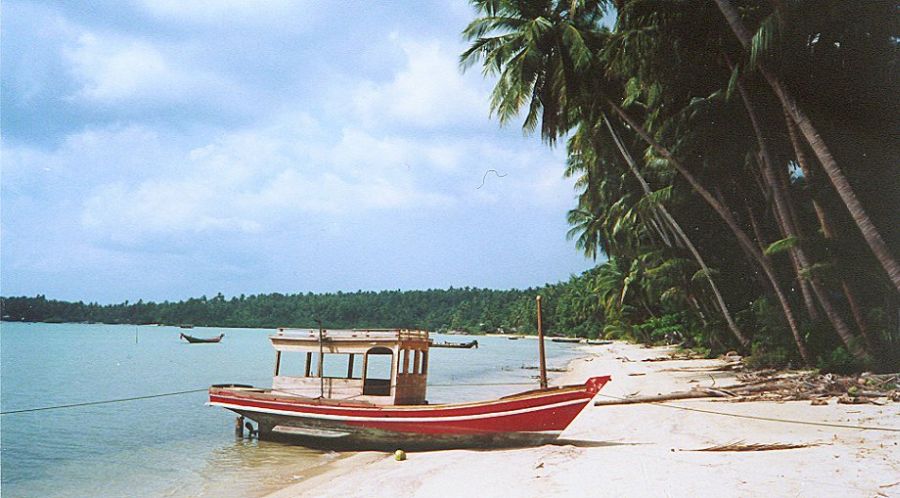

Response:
(460, 0), (899, 371)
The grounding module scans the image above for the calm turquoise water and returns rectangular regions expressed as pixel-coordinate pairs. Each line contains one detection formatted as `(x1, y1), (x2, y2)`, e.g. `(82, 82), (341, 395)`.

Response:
(0, 323), (581, 497)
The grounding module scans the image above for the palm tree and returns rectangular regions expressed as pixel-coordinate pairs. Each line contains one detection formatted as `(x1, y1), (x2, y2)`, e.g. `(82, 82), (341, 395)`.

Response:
(463, 0), (766, 349)
(732, 68), (868, 361)
(714, 0), (900, 293)
(599, 114), (748, 347)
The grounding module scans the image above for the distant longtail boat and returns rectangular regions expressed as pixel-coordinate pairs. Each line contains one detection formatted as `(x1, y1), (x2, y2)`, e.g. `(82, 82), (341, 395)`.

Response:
(180, 333), (224, 344)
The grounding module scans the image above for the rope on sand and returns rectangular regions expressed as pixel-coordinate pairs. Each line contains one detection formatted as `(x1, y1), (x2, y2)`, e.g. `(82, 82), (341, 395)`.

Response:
(593, 392), (900, 432)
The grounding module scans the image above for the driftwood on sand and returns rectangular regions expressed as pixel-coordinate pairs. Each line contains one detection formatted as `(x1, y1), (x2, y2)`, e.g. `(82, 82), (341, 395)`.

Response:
(594, 388), (732, 406)
(522, 365), (567, 373)
(594, 372), (899, 406)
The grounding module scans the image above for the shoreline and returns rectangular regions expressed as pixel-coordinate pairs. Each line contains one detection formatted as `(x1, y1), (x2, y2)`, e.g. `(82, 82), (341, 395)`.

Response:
(263, 341), (899, 497)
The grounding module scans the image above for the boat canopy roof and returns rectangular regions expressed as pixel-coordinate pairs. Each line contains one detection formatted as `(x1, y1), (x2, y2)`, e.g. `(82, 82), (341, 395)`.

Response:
(271, 328), (430, 354)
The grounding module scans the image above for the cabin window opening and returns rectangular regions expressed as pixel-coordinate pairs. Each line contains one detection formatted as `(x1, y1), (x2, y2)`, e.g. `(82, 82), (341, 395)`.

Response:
(322, 353), (355, 379)
(413, 350), (421, 375)
(421, 350), (428, 375)
(363, 347), (393, 396)
(401, 349), (411, 375)
(278, 351), (312, 377)
(350, 353), (363, 379)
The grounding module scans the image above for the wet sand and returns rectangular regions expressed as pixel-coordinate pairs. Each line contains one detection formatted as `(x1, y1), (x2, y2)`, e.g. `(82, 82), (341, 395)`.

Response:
(265, 341), (900, 498)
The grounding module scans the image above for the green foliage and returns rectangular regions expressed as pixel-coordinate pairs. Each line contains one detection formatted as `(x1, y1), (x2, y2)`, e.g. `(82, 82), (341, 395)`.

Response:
(748, 14), (779, 69)
(744, 344), (793, 370)
(633, 313), (687, 344)
(816, 347), (863, 375)
(460, 0), (899, 373)
(725, 63), (740, 101)
(763, 236), (800, 256)
(0, 269), (606, 338)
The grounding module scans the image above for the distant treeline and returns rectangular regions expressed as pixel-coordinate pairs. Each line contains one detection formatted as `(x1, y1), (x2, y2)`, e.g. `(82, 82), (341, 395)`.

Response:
(0, 272), (605, 337)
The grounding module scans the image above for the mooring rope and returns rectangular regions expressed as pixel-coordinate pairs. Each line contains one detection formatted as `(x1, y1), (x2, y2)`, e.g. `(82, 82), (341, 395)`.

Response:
(0, 388), (210, 415)
(4, 382), (898, 433)
(0, 381), (542, 415)
(592, 392), (900, 433)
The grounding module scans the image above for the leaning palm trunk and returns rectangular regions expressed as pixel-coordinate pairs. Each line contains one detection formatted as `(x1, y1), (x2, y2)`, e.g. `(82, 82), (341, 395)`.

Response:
(602, 115), (749, 348)
(757, 169), (821, 322)
(784, 113), (880, 356)
(735, 78), (869, 362)
(605, 99), (809, 363)
(714, 0), (900, 294)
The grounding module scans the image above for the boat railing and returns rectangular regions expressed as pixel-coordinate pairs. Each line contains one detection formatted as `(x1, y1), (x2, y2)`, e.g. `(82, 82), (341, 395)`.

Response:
(275, 327), (429, 342)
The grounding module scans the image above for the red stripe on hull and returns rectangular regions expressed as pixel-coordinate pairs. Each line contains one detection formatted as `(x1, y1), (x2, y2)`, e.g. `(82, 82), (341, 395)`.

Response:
(340, 399), (590, 434)
(210, 388), (587, 419)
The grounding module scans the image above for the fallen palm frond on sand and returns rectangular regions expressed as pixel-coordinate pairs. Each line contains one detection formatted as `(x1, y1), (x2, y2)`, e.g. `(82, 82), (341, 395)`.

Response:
(641, 352), (709, 362)
(688, 441), (821, 452)
(595, 372), (898, 406)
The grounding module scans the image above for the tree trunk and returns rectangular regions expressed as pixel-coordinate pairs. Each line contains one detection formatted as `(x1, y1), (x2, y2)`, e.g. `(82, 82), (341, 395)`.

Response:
(784, 112), (879, 356)
(735, 76), (869, 362)
(744, 197), (767, 252)
(602, 115), (750, 349)
(714, 0), (900, 294)
(605, 98), (810, 363)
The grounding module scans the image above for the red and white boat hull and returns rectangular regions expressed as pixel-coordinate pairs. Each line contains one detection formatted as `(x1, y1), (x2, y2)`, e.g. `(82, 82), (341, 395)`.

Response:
(209, 376), (610, 450)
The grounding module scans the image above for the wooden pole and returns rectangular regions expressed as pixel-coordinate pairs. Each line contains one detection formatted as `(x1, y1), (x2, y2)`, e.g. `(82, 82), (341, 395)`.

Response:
(536, 295), (548, 389)
(235, 416), (244, 437)
(316, 319), (324, 398)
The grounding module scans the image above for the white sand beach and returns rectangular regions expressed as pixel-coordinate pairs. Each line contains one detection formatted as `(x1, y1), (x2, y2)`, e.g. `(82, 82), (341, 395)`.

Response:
(266, 341), (899, 498)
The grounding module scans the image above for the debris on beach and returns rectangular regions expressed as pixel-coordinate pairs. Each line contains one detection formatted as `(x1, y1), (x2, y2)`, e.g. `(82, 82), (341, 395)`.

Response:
(594, 372), (899, 406)
(522, 365), (568, 372)
(641, 351), (725, 363)
(724, 371), (899, 404)
(690, 441), (821, 452)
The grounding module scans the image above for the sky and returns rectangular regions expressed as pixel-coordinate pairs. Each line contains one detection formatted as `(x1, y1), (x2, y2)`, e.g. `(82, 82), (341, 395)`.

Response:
(1, 0), (601, 304)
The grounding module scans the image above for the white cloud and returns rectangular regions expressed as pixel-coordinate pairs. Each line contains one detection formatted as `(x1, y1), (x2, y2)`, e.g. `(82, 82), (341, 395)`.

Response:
(73, 117), (458, 244)
(1, 125), (174, 197)
(63, 32), (234, 104)
(352, 36), (489, 128)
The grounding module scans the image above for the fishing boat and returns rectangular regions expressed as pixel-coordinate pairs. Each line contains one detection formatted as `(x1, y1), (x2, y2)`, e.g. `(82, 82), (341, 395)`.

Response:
(208, 328), (610, 450)
(180, 332), (224, 344)
(550, 337), (582, 344)
(430, 339), (478, 349)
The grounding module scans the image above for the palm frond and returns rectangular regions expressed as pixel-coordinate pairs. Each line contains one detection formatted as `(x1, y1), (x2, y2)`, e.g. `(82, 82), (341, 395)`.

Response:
(691, 267), (720, 284)
(763, 236), (800, 256)
(749, 14), (779, 69)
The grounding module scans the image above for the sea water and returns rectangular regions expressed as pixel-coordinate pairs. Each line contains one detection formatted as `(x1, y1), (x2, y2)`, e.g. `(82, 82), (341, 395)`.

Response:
(0, 323), (582, 497)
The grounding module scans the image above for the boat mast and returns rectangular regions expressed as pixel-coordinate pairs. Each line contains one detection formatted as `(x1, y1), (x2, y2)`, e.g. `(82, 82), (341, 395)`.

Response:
(536, 295), (548, 389)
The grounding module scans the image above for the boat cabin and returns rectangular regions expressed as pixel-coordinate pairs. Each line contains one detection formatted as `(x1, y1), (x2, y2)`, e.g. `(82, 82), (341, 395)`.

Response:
(270, 328), (430, 405)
